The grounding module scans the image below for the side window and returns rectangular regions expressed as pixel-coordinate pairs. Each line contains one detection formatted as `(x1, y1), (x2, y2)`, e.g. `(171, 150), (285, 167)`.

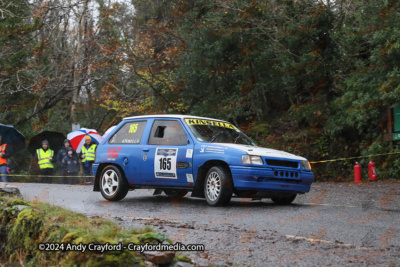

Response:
(108, 121), (147, 144)
(148, 120), (187, 146)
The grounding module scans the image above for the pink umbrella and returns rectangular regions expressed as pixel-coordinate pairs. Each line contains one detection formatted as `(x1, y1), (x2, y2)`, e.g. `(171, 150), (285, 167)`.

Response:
(67, 128), (103, 153)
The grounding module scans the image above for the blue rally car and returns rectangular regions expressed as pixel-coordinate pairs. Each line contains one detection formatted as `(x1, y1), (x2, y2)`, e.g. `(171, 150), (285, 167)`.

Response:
(93, 115), (314, 206)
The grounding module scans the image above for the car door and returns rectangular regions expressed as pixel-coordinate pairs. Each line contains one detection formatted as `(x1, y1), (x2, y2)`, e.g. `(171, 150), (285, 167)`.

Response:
(107, 120), (148, 185)
(139, 119), (194, 186)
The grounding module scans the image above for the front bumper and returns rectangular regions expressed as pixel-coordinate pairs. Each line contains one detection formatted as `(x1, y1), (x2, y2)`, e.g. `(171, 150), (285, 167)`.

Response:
(230, 166), (314, 194)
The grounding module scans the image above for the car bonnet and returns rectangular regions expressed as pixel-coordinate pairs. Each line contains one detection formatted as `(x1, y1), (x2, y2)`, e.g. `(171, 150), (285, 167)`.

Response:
(217, 144), (307, 161)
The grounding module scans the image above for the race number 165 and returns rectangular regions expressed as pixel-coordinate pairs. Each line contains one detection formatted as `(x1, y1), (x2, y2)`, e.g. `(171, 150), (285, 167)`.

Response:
(159, 158), (171, 170)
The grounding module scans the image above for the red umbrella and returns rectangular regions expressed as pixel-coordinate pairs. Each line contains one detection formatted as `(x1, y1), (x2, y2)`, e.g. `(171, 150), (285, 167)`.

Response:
(67, 128), (102, 153)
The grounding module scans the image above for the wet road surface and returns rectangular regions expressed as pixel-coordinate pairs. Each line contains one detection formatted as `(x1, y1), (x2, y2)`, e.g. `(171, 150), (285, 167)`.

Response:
(5, 182), (400, 266)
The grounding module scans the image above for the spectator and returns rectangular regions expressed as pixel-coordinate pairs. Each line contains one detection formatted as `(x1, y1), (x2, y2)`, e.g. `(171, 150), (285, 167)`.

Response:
(0, 135), (10, 183)
(57, 139), (76, 184)
(35, 140), (55, 183)
(80, 136), (97, 184)
(61, 147), (80, 184)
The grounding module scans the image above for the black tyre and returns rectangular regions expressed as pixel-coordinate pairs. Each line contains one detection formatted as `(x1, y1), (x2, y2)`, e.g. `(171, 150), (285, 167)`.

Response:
(99, 165), (129, 201)
(204, 166), (233, 206)
(271, 194), (297, 205)
(163, 189), (188, 198)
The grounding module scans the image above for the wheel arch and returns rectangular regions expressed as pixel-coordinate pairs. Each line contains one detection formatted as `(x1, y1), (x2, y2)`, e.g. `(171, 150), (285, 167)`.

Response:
(191, 160), (232, 198)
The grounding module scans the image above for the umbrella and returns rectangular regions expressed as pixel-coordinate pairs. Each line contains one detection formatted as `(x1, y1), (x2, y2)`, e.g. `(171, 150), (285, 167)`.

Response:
(102, 125), (117, 139)
(28, 131), (67, 156)
(0, 123), (26, 155)
(67, 128), (103, 153)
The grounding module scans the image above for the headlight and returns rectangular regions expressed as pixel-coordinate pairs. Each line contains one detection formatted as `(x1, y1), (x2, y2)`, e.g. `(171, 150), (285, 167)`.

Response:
(242, 155), (264, 165)
(301, 160), (311, 170)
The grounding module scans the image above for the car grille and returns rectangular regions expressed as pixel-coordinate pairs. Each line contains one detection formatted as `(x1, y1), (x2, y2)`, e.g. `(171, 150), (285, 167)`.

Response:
(265, 159), (299, 168)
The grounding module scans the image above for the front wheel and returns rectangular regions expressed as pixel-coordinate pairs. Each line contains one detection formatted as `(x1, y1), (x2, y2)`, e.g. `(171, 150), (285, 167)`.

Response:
(100, 165), (129, 201)
(204, 166), (233, 206)
(271, 194), (297, 205)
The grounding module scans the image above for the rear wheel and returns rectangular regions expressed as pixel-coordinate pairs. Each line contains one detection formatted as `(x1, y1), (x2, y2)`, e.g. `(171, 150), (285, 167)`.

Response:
(271, 194), (297, 205)
(100, 165), (129, 201)
(204, 166), (233, 206)
(163, 189), (188, 198)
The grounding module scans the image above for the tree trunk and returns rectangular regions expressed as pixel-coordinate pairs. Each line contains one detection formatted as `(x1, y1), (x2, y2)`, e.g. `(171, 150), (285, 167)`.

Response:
(71, 0), (90, 124)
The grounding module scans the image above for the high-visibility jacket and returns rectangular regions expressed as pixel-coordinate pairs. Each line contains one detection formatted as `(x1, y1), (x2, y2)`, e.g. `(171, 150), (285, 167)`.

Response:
(37, 148), (54, 169)
(82, 144), (97, 162)
(0, 144), (7, 165)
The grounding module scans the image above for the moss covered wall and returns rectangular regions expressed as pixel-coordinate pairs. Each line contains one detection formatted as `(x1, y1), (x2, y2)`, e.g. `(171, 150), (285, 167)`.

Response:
(0, 192), (192, 266)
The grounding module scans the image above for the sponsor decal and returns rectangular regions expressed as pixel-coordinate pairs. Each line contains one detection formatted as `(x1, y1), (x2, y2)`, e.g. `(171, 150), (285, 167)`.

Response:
(199, 145), (226, 154)
(107, 147), (122, 158)
(155, 172), (176, 178)
(177, 161), (192, 169)
(156, 148), (177, 157)
(186, 173), (194, 183)
(185, 119), (237, 129)
(186, 149), (193, 158)
(121, 138), (140, 144)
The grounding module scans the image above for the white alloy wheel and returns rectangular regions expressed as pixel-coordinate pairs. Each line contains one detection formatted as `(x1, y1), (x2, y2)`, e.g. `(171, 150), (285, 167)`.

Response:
(206, 171), (221, 201)
(101, 169), (119, 196)
(204, 166), (233, 206)
(99, 165), (129, 201)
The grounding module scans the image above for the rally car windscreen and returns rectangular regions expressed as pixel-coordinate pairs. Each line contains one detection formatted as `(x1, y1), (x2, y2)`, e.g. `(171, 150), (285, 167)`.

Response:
(184, 118), (256, 145)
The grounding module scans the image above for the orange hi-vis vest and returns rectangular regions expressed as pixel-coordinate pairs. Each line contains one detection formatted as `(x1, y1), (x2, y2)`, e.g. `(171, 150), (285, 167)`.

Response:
(0, 144), (7, 165)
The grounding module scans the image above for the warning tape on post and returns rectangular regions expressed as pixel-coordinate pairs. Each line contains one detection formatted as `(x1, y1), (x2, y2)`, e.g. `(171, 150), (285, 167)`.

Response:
(3, 151), (400, 175)
(310, 151), (400, 164)
(4, 174), (91, 178)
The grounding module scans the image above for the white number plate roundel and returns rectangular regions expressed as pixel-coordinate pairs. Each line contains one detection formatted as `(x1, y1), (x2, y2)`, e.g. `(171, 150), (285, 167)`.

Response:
(154, 148), (178, 179)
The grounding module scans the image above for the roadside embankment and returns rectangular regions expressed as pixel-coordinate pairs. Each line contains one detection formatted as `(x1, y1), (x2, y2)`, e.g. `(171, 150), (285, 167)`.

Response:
(0, 187), (193, 266)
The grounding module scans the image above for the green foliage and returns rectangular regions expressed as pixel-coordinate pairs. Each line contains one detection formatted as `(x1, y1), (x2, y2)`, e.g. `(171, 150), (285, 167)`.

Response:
(3, 0), (400, 180)
(7, 199), (31, 207)
(139, 232), (172, 244)
(0, 196), (188, 266)
(359, 140), (400, 180)
(176, 254), (193, 263)
(325, 1), (400, 140)
(248, 123), (270, 139)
